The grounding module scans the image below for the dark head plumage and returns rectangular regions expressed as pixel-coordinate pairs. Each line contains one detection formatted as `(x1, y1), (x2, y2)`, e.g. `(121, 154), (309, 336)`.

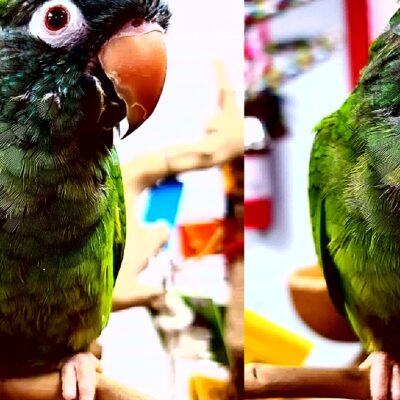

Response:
(0, 0), (171, 149)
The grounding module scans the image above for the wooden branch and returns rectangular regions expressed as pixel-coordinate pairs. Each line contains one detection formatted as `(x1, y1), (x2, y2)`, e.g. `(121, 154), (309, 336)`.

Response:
(0, 372), (152, 400)
(226, 257), (244, 400)
(244, 364), (370, 399)
(112, 284), (166, 312)
(111, 219), (168, 311)
(120, 132), (243, 196)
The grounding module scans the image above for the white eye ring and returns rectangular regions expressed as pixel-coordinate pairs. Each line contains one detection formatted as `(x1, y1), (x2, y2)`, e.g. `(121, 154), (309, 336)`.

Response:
(28, 0), (87, 48)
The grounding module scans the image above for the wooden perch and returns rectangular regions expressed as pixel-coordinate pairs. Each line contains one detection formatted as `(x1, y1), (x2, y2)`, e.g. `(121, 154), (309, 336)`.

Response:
(120, 131), (243, 195)
(226, 257), (244, 400)
(112, 283), (166, 312)
(244, 364), (371, 399)
(0, 372), (152, 400)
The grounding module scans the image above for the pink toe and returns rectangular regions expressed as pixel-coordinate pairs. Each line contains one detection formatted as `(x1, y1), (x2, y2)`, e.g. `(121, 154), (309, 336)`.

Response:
(370, 352), (392, 400)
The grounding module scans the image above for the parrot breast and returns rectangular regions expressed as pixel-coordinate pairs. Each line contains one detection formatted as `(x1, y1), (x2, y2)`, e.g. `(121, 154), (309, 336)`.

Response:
(0, 0), (171, 377)
(0, 143), (119, 376)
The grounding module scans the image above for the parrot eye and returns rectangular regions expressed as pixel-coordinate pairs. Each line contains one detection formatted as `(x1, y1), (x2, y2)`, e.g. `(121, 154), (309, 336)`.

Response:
(45, 6), (69, 32)
(28, 0), (87, 48)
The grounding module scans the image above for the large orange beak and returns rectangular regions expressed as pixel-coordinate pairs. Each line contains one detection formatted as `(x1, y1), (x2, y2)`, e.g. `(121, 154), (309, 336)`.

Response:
(98, 21), (167, 137)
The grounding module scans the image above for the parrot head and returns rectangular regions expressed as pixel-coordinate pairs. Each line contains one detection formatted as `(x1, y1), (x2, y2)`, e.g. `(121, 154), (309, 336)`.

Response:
(0, 0), (171, 148)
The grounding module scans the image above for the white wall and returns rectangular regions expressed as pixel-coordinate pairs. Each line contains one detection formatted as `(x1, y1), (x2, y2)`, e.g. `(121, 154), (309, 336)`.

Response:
(102, 2), (244, 399)
(368, 0), (398, 39)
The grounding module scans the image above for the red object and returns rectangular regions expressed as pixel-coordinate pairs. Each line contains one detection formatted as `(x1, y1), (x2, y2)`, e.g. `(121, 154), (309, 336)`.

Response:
(344, 0), (370, 88)
(244, 198), (273, 230)
(223, 218), (244, 264)
(179, 220), (223, 258)
(224, 238), (244, 265)
(244, 151), (273, 230)
(178, 218), (244, 259)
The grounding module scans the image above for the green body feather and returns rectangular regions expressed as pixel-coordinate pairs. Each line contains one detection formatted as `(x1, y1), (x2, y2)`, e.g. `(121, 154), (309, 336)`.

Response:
(0, 149), (124, 375)
(310, 9), (400, 358)
(0, 0), (170, 376)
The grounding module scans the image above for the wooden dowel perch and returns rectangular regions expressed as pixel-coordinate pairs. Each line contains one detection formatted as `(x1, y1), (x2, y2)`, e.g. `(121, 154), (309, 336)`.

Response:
(0, 372), (152, 400)
(244, 364), (371, 399)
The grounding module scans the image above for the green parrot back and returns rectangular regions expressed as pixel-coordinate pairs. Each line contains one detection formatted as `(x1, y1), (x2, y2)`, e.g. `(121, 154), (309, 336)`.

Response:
(309, 9), (400, 359)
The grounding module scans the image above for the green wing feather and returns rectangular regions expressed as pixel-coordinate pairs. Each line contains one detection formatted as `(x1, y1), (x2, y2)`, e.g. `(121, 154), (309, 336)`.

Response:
(110, 148), (126, 283)
(309, 112), (347, 317)
(309, 104), (400, 355)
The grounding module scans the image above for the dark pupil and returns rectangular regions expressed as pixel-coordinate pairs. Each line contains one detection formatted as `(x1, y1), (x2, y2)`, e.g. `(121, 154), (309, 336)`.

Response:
(46, 7), (68, 31)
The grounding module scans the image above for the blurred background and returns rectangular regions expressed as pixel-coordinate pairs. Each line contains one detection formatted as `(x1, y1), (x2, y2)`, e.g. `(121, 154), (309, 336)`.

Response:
(245, 0), (398, 373)
(97, 1), (244, 399)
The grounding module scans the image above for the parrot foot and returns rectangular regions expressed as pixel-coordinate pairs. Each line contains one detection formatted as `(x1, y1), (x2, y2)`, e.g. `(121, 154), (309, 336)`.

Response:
(362, 351), (400, 400)
(60, 352), (102, 400)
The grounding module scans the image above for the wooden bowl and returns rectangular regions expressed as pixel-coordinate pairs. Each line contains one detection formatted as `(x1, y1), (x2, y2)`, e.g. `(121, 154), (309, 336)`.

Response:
(288, 266), (358, 342)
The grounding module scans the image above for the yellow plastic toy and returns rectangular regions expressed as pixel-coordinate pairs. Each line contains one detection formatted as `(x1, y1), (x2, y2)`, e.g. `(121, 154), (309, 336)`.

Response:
(245, 309), (313, 365)
(189, 376), (228, 400)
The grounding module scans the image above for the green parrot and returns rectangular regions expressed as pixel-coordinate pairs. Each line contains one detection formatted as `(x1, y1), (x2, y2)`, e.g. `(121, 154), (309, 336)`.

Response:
(309, 8), (400, 400)
(0, 0), (170, 398)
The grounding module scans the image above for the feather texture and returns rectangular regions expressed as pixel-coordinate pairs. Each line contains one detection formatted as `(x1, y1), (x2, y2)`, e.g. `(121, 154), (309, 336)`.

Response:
(309, 10), (400, 359)
(0, 0), (170, 377)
